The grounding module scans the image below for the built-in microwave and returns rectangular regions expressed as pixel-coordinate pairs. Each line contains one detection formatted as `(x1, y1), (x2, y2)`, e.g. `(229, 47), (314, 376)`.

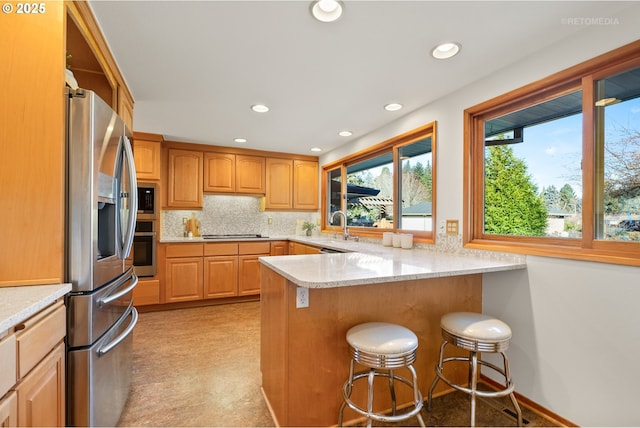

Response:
(137, 183), (157, 219)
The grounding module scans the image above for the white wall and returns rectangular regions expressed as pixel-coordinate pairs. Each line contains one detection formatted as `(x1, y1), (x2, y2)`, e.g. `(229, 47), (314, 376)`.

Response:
(484, 258), (640, 426)
(320, 5), (640, 425)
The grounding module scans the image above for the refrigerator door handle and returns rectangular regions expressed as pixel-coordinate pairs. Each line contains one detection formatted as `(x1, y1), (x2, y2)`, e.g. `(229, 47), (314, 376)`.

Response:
(98, 307), (138, 357)
(98, 271), (138, 306)
(121, 135), (138, 258)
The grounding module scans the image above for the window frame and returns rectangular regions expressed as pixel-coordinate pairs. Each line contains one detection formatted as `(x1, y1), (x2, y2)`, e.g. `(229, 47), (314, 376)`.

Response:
(464, 40), (640, 266)
(322, 122), (437, 243)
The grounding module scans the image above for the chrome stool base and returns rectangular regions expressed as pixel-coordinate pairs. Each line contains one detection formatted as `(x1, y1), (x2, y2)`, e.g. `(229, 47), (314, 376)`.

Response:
(427, 312), (523, 428)
(338, 323), (426, 428)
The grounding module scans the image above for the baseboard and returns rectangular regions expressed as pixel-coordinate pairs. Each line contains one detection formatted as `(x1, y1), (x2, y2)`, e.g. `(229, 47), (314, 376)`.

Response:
(136, 295), (260, 312)
(480, 375), (578, 427)
(260, 386), (280, 427)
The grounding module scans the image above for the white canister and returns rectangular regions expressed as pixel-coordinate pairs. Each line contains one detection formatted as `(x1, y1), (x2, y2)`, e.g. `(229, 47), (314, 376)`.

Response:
(382, 232), (394, 246)
(392, 233), (402, 248)
(401, 233), (413, 249)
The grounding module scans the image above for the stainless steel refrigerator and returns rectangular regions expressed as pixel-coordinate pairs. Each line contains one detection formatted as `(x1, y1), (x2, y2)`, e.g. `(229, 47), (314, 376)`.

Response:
(65, 88), (139, 427)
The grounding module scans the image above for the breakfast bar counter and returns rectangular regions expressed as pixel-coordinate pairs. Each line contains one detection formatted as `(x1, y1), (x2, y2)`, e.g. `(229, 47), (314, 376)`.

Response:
(259, 241), (526, 427)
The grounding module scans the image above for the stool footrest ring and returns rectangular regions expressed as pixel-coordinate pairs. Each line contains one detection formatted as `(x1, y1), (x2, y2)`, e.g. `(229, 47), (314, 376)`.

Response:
(341, 370), (424, 423)
(434, 361), (515, 398)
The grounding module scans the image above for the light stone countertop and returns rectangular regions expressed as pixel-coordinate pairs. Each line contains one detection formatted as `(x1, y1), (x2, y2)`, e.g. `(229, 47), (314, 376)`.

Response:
(0, 283), (71, 335)
(259, 236), (527, 288)
(159, 236), (275, 243)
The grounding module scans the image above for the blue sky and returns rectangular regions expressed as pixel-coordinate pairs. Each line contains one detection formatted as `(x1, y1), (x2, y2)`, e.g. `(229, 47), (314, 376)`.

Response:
(510, 98), (640, 199)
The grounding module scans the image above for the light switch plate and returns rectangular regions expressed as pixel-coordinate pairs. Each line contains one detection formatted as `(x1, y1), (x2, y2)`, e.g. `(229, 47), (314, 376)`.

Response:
(446, 219), (459, 235)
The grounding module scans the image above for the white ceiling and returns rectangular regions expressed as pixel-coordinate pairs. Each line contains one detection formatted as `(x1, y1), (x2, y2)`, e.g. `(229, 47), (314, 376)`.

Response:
(89, 1), (632, 156)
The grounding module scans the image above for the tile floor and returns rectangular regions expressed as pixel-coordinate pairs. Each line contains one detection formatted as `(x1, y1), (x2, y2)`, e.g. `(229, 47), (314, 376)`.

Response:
(117, 301), (559, 427)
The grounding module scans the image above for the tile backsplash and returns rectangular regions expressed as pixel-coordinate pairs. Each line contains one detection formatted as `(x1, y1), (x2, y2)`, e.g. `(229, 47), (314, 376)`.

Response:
(160, 195), (522, 263)
(161, 194), (319, 238)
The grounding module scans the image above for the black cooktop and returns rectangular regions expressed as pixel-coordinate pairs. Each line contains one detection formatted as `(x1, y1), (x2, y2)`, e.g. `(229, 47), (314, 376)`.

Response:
(201, 234), (269, 240)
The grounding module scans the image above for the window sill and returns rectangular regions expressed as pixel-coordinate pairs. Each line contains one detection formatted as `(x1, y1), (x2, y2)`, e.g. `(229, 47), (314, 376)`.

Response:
(465, 239), (640, 267)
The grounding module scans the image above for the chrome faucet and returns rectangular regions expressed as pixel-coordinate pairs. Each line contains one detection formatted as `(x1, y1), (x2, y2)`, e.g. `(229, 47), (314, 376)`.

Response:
(330, 210), (349, 240)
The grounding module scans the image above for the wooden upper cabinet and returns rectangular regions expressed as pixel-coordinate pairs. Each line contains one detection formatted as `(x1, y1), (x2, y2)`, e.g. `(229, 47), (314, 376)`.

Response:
(265, 158), (318, 211)
(236, 155), (265, 194)
(293, 160), (318, 210)
(167, 149), (203, 208)
(204, 153), (235, 193)
(117, 86), (134, 132)
(204, 153), (265, 194)
(133, 134), (162, 181)
(265, 158), (293, 210)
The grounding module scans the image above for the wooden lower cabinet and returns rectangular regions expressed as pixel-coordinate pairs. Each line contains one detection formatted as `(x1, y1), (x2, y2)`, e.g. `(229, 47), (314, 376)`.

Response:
(15, 342), (65, 427)
(238, 242), (271, 296)
(270, 241), (288, 256)
(238, 256), (262, 296)
(162, 241), (270, 304)
(166, 257), (204, 303)
(0, 391), (17, 427)
(204, 256), (238, 298)
(133, 279), (160, 305)
(289, 242), (321, 255)
(1, 300), (67, 427)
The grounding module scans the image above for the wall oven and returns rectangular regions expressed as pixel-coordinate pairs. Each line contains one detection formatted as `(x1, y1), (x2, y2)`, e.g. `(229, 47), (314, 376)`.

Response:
(133, 221), (156, 277)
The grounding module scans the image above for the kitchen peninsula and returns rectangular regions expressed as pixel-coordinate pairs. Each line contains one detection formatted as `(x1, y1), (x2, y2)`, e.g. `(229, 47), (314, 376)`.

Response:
(259, 240), (526, 427)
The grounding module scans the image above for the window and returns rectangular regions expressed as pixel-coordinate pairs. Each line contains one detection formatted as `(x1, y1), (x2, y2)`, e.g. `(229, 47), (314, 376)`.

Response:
(324, 122), (436, 242)
(465, 41), (640, 265)
(595, 67), (640, 242)
(483, 90), (583, 238)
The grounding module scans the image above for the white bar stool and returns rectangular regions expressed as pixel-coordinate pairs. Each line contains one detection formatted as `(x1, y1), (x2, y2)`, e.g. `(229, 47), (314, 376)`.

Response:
(427, 312), (523, 427)
(338, 322), (425, 428)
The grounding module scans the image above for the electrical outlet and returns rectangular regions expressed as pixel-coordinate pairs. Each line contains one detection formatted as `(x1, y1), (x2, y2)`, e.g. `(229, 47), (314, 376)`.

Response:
(446, 219), (459, 235)
(267, 216), (273, 225)
(182, 217), (188, 225)
(296, 287), (309, 308)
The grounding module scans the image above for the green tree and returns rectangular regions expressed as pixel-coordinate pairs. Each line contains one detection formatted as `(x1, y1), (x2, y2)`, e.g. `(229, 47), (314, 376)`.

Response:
(541, 185), (560, 210)
(558, 184), (579, 213)
(484, 145), (548, 236)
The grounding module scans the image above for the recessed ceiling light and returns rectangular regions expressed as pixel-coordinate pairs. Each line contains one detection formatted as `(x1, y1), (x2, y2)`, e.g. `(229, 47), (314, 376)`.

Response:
(251, 104), (269, 113)
(310, 0), (343, 23)
(339, 130), (352, 137)
(384, 103), (403, 112)
(595, 97), (621, 107)
(311, 147), (322, 152)
(431, 42), (461, 59)
(234, 138), (247, 143)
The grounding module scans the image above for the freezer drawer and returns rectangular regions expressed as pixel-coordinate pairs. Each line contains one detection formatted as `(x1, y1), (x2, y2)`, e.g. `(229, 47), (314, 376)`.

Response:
(67, 268), (138, 348)
(67, 305), (138, 427)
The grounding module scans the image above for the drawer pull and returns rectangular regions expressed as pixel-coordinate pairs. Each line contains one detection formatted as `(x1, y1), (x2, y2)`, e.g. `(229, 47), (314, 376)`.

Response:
(98, 307), (138, 357)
